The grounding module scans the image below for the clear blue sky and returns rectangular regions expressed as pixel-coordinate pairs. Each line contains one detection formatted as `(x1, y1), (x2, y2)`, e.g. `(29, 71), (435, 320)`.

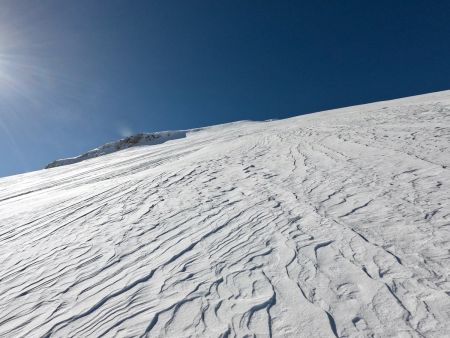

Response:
(1, 0), (449, 177)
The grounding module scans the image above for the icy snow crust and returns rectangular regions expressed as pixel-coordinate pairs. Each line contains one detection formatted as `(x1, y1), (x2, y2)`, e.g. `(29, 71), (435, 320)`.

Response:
(1, 91), (450, 337)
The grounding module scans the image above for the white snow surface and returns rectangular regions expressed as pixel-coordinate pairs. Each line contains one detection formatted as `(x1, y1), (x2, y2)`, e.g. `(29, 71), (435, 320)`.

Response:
(1, 91), (450, 337)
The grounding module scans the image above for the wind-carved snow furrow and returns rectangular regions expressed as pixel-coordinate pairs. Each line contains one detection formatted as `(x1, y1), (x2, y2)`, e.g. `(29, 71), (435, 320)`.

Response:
(339, 199), (373, 218)
(0, 91), (450, 337)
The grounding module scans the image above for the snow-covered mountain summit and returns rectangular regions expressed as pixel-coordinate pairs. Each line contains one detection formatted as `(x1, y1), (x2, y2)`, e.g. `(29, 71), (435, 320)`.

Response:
(1, 91), (449, 337)
(45, 130), (188, 168)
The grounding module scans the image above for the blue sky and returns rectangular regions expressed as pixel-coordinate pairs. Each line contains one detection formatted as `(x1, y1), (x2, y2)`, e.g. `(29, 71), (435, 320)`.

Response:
(1, 0), (449, 177)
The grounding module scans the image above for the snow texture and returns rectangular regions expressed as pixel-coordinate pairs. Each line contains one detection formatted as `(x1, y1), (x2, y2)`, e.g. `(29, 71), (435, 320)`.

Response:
(1, 91), (450, 337)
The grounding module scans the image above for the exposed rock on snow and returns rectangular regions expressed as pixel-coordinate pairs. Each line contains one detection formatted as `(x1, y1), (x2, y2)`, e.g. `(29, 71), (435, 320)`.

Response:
(0, 91), (450, 337)
(45, 130), (187, 168)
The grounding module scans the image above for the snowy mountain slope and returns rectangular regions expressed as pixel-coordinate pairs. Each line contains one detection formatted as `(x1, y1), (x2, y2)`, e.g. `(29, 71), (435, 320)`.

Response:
(0, 91), (449, 337)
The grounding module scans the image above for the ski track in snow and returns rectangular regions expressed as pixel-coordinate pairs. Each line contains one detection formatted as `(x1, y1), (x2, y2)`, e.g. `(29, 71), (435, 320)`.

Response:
(0, 91), (450, 337)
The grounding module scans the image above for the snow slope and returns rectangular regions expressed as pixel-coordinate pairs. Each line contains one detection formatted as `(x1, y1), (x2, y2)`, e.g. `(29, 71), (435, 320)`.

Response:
(0, 91), (449, 337)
